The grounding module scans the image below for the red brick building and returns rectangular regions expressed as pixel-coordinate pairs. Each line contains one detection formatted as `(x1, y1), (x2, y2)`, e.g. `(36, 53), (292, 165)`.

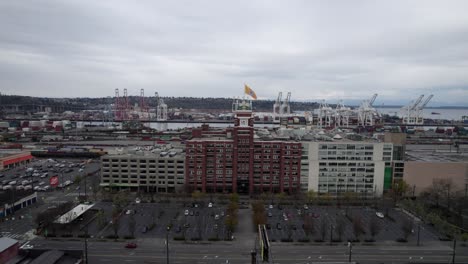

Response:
(186, 99), (301, 195)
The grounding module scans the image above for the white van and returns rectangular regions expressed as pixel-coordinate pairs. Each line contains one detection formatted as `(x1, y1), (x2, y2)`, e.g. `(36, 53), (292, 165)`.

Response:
(3, 185), (12, 190)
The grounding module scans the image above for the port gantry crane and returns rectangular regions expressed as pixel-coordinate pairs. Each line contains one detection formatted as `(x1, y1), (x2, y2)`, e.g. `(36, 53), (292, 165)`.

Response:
(357, 93), (379, 127)
(155, 92), (168, 121)
(280, 92), (291, 116)
(272, 92), (282, 122)
(334, 100), (352, 127)
(317, 100), (334, 128)
(401, 94), (433, 125)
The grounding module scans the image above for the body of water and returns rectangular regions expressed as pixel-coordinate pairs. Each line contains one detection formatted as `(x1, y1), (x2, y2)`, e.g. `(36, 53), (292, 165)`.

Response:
(377, 107), (467, 121)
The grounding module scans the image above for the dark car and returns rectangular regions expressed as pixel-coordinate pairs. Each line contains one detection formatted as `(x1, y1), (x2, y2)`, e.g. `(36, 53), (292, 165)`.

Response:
(267, 212), (273, 217)
(141, 226), (148, 233)
(175, 226), (181, 233)
(125, 242), (137, 249)
(195, 211), (200, 216)
(266, 223), (271, 230)
(276, 223), (282, 230)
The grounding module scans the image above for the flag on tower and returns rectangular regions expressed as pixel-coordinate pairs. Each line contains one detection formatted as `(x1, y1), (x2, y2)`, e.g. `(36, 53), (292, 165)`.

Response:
(244, 84), (257, 100)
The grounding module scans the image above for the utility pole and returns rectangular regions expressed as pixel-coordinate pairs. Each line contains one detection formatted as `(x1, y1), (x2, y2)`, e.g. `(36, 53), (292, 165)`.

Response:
(329, 224), (333, 245)
(348, 241), (352, 262)
(417, 224), (421, 246)
(452, 239), (456, 264)
(83, 225), (89, 263)
(84, 172), (87, 201)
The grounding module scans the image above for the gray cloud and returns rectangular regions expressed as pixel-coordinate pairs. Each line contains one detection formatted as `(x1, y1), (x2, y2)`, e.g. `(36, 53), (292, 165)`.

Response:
(1, 0), (468, 106)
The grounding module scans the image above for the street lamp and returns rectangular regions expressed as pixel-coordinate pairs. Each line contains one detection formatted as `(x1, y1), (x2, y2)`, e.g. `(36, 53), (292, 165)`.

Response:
(452, 239), (456, 264)
(166, 225), (170, 264)
(348, 241), (353, 262)
(417, 224), (421, 246)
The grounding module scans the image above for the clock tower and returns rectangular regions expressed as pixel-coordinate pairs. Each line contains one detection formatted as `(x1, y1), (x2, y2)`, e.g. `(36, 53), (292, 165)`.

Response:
(232, 98), (254, 127)
(231, 98), (254, 194)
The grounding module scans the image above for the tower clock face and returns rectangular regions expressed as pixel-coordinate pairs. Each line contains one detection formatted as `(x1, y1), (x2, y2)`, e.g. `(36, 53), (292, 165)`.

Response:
(241, 119), (247, 126)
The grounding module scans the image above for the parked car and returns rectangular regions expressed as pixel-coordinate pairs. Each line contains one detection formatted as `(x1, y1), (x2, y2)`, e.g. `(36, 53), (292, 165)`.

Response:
(184, 209), (189, 216)
(376, 212), (385, 218)
(208, 202), (213, 208)
(125, 242), (137, 249)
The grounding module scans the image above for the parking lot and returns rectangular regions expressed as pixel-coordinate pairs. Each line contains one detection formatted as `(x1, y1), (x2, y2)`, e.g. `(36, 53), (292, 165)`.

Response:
(114, 202), (228, 240)
(48, 200), (232, 241)
(264, 204), (438, 243)
(0, 158), (100, 193)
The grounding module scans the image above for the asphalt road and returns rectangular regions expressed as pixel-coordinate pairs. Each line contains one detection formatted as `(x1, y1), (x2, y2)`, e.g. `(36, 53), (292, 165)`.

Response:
(26, 239), (468, 264)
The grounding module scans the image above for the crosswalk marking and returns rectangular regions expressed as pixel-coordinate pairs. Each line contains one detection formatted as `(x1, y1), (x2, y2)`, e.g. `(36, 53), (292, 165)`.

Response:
(1, 232), (25, 240)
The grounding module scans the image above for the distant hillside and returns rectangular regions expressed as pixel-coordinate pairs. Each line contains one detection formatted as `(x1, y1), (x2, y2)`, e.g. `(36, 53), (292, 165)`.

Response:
(0, 95), (319, 111)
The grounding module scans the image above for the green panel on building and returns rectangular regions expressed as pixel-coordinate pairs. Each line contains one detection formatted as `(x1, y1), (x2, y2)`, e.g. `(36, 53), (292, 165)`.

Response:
(384, 167), (393, 190)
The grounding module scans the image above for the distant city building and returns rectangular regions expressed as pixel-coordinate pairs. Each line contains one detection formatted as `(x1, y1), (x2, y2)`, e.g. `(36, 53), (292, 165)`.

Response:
(100, 148), (185, 193)
(186, 99), (302, 195)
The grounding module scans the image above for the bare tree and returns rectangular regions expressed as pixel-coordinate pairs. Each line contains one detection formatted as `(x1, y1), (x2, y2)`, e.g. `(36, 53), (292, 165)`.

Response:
(96, 210), (106, 229)
(335, 217), (346, 241)
(128, 214), (136, 238)
(369, 217), (381, 241)
(352, 216), (365, 241)
(401, 218), (414, 241)
(303, 215), (315, 238)
(319, 218), (327, 241)
(111, 208), (121, 238)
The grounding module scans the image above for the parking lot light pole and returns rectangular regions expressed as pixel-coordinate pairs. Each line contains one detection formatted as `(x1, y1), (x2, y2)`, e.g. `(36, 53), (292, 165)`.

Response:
(417, 224), (421, 246)
(452, 239), (456, 264)
(348, 242), (352, 262)
(166, 226), (170, 264)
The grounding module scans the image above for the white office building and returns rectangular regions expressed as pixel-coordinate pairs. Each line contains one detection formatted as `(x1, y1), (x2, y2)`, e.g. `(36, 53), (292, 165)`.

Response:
(302, 141), (393, 197)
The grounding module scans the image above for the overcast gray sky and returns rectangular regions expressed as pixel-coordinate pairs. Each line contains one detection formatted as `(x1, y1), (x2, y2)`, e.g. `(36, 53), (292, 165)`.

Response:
(1, 1), (468, 106)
